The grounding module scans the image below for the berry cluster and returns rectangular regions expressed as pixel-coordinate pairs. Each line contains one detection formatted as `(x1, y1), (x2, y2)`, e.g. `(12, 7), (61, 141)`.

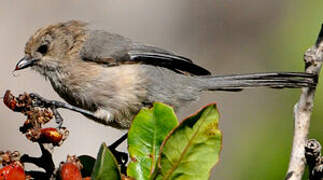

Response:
(3, 90), (68, 146)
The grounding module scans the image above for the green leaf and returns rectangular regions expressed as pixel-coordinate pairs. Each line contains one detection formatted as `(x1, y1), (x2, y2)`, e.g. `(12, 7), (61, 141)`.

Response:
(156, 103), (222, 180)
(91, 143), (121, 180)
(78, 155), (96, 177)
(127, 102), (179, 180)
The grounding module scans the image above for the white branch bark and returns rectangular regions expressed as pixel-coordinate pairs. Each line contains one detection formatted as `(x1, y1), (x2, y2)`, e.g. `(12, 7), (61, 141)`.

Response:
(286, 25), (323, 180)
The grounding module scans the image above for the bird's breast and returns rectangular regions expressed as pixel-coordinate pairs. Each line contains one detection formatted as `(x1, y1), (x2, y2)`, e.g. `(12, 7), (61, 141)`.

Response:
(47, 62), (148, 123)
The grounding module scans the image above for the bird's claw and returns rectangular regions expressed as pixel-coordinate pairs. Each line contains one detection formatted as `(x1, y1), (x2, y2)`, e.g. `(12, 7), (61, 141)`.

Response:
(30, 93), (51, 108)
(29, 93), (64, 128)
(51, 108), (63, 128)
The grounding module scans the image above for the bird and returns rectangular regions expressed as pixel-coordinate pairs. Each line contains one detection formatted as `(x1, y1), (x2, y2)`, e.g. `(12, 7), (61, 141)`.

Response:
(15, 20), (316, 130)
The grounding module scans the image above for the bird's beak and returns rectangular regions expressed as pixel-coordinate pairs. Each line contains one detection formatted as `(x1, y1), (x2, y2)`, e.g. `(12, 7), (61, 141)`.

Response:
(15, 57), (39, 71)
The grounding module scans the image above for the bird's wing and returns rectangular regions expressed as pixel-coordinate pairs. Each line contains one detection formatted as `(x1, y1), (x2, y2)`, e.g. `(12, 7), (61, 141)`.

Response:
(80, 30), (211, 76)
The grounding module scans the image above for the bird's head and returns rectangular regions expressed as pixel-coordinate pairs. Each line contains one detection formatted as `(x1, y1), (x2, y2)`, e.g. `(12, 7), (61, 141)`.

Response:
(15, 20), (87, 73)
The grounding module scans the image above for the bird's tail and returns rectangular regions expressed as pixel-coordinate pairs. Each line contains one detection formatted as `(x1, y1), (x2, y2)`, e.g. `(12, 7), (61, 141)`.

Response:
(198, 72), (317, 91)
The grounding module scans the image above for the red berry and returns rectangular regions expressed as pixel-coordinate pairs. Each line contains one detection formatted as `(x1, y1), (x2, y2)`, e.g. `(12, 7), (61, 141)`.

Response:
(0, 162), (25, 180)
(60, 163), (82, 180)
(40, 128), (63, 144)
(3, 90), (17, 111)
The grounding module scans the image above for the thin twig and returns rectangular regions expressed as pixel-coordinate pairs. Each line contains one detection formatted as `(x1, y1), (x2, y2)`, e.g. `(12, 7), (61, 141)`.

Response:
(20, 143), (55, 179)
(286, 24), (323, 180)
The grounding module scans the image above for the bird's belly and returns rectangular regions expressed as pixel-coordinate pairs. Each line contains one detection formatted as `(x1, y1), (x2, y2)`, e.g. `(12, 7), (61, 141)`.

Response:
(50, 79), (97, 111)
(48, 64), (148, 129)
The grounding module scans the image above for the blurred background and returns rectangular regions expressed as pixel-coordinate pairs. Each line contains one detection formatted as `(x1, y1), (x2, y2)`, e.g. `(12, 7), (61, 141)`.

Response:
(0, 0), (322, 179)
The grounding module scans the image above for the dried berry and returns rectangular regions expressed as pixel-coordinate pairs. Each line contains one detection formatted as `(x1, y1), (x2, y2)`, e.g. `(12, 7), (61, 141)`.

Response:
(26, 107), (53, 126)
(0, 151), (21, 166)
(25, 127), (69, 146)
(3, 90), (54, 126)
(19, 119), (33, 134)
(3, 90), (18, 112)
(25, 128), (41, 142)
(58, 155), (83, 180)
(65, 155), (83, 170)
(0, 161), (25, 180)
(3, 90), (32, 113)
(40, 128), (63, 144)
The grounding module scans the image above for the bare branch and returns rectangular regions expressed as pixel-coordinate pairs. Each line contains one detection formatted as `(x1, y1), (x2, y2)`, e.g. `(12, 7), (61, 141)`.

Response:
(20, 143), (55, 179)
(286, 25), (323, 180)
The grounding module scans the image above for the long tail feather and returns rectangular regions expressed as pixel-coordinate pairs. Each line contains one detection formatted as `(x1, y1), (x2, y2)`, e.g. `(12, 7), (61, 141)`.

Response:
(199, 72), (317, 91)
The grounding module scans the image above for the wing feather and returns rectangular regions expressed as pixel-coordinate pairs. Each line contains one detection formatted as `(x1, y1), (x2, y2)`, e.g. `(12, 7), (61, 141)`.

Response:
(80, 30), (211, 76)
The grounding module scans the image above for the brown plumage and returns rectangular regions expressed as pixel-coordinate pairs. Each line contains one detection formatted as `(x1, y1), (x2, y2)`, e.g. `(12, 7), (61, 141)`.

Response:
(15, 20), (316, 129)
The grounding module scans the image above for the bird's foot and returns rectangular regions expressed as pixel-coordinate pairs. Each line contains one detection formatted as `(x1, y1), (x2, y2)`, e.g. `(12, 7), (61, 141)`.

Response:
(29, 93), (102, 128)
(29, 93), (64, 128)
(30, 93), (100, 121)
(29, 93), (64, 109)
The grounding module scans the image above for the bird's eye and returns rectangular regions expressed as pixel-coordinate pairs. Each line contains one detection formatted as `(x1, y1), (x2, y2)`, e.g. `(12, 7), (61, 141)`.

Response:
(37, 44), (48, 55)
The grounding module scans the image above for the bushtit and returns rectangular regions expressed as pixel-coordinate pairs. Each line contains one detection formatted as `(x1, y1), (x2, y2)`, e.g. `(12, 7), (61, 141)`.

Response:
(15, 20), (316, 129)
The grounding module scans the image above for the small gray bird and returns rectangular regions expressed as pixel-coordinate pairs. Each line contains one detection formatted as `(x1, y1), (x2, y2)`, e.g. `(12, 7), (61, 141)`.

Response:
(15, 20), (316, 129)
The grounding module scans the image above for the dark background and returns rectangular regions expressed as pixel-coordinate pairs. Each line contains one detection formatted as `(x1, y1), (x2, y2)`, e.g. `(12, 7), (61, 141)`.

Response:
(0, 1), (322, 179)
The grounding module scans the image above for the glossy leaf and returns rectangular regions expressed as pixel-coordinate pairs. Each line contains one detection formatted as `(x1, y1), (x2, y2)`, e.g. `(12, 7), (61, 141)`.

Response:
(127, 102), (178, 180)
(157, 104), (222, 180)
(78, 155), (96, 177)
(91, 143), (121, 180)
